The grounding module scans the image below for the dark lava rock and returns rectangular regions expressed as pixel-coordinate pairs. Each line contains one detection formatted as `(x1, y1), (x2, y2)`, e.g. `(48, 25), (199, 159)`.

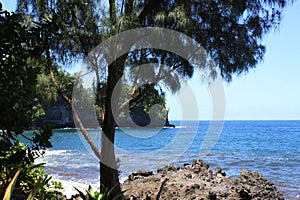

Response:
(128, 170), (154, 181)
(234, 168), (284, 200)
(132, 170), (153, 177)
(122, 159), (285, 200)
(157, 164), (180, 173)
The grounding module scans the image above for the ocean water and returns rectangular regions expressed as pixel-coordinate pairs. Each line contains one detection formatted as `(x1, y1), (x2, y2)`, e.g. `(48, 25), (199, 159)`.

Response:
(36, 120), (300, 199)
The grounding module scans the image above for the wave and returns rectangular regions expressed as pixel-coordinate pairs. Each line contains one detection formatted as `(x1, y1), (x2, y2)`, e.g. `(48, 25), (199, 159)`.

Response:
(42, 150), (70, 156)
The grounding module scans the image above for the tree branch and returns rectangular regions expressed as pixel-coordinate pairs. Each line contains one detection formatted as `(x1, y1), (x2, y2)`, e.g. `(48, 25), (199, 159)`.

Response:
(109, 0), (117, 25)
(138, 0), (160, 20)
(117, 59), (186, 114)
(125, 0), (134, 15)
(46, 47), (102, 160)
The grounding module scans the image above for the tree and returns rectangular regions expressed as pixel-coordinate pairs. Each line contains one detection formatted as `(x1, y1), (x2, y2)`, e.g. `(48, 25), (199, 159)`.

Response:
(16, 0), (291, 198)
(0, 6), (40, 135)
(0, 2), (56, 142)
(0, 5), (57, 199)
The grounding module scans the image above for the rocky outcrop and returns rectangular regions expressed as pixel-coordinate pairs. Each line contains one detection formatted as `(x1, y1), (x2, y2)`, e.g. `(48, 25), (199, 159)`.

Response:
(32, 98), (175, 129)
(122, 160), (284, 200)
(33, 96), (75, 129)
(233, 169), (283, 200)
(33, 96), (98, 129)
(117, 106), (175, 128)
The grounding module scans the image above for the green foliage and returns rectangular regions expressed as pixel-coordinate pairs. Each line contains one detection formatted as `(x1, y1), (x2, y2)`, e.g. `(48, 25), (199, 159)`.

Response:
(14, 0), (292, 197)
(0, 140), (64, 200)
(116, 83), (168, 124)
(35, 63), (76, 108)
(73, 76), (95, 111)
(75, 185), (124, 200)
(141, 0), (287, 81)
(0, 126), (55, 198)
(3, 168), (22, 200)
(133, 85), (166, 112)
(15, 0), (291, 103)
(0, 6), (65, 199)
(0, 4), (57, 133)
(0, 140), (36, 194)
(17, 0), (103, 62)
(0, 9), (41, 135)
(36, 72), (58, 106)
(32, 125), (53, 149)
(0, 3), (75, 127)
(26, 177), (41, 200)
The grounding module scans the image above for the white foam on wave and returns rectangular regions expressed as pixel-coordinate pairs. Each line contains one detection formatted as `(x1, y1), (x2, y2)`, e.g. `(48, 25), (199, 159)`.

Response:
(171, 126), (186, 129)
(53, 175), (128, 198)
(52, 179), (99, 199)
(119, 175), (128, 184)
(43, 150), (70, 156)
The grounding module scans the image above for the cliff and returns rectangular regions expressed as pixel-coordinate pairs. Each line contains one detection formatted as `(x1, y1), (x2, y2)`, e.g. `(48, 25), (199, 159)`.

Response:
(34, 97), (174, 129)
(34, 96), (75, 129)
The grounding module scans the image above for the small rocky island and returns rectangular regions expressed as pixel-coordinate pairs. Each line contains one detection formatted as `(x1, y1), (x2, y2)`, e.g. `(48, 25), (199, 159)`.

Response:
(122, 159), (284, 200)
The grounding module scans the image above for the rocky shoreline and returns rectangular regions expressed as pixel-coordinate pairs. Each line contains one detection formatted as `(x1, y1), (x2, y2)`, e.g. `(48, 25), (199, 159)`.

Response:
(122, 159), (284, 200)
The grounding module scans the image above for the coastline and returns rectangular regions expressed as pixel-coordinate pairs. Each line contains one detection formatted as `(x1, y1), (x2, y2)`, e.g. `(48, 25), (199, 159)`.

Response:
(38, 120), (300, 199)
(54, 159), (286, 199)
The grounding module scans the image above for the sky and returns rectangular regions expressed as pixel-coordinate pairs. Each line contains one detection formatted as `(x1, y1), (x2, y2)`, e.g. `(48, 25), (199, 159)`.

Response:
(170, 0), (300, 120)
(2, 0), (300, 120)
(223, 1), (300, 120)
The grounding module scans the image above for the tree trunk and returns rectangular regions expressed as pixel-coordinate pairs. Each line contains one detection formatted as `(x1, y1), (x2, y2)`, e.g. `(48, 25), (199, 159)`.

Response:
(101, 122), (121, 198)
(101, 87), (120, 196)
(100, 0), (124, 197)
(100, 60), (123, 198)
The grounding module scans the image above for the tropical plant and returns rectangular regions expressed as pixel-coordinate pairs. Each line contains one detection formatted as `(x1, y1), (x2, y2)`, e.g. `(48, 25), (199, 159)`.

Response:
(0, 139), (65, 200)
(2, 168), (22, 200)
(75, 185), (123, 200)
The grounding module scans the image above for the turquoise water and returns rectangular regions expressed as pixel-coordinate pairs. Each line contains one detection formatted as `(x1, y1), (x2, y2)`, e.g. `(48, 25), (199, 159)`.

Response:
(38, 120), (300, 199)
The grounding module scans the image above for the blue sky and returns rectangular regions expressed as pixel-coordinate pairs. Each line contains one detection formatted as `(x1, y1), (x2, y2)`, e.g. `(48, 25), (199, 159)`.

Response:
(165, 1), (300, 120)
(2, 0), (300, 120)
(223, 1), (300, 120)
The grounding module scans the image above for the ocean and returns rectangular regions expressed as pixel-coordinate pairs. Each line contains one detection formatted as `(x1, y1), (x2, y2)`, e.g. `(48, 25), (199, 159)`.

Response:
(36, 120), (300, 199)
